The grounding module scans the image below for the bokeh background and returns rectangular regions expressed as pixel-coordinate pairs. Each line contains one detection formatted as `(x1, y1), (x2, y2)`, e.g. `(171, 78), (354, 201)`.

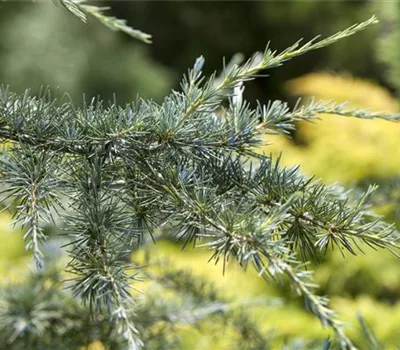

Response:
(2, 1), (400, 348)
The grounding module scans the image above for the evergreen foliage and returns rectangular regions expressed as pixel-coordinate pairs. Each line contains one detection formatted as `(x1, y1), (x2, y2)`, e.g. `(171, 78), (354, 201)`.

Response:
(56, 0), (152, 43)
(0, 4), (398, 349)
(0, 260), (274, 350)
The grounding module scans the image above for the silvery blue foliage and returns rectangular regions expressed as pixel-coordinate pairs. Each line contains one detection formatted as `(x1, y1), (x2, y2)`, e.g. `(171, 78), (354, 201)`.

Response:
(0, 9), (397, 350)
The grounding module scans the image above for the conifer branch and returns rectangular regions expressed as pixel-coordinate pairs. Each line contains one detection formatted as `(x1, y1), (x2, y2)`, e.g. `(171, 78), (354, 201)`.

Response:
(137, 152), (399, 347)
(56, 0), (152, 43)
(0, 15), (396, 349)
(258, 99), (400, 136)
(157, 180), (355, 347)
(0, 146), (62, 268)
(180, 16), (378, 121)
(56, 0), (87, 22)
(289, 99), (400, 122)
(64, 155), (143, 347)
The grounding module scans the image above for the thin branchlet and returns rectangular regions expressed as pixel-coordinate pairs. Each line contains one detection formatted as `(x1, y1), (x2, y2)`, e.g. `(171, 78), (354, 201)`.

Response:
(55, 0), (152, 43)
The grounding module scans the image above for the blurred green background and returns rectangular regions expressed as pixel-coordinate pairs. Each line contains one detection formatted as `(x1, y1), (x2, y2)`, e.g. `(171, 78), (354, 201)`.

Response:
(2, 1), (400, 348)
